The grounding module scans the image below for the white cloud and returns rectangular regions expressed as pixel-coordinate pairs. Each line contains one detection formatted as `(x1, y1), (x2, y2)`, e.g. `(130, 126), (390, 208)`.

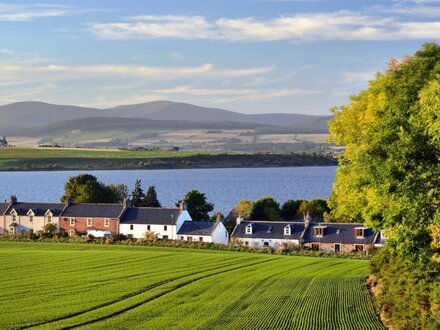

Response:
(0, 3), (94, 22)
(341, 70), (378, 83)
(153, 85), (317, 103)
(88, 11), (440, 42)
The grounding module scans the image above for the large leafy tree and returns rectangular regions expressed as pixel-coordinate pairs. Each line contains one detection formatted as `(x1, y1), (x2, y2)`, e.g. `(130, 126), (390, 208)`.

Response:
(61, 174), (126, 203)
(235, 199), (253, 219)
(280, 199), (301, 220)
(144, 186), (161, 207)
(177, 189), (214, 221)
(308, 199), (329, 222)
(328, 43), (440, 262)
(250, 196), (280, 221)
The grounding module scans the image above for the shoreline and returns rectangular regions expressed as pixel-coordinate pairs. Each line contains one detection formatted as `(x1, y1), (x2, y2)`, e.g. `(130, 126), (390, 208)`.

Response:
(0, 153), (337, 172)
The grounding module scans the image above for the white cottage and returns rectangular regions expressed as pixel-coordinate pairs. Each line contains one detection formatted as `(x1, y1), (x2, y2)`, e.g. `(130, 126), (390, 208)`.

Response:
(177, 219), (229, 245)
(119, 203), (192, 240)
(231, 218), (306, 248)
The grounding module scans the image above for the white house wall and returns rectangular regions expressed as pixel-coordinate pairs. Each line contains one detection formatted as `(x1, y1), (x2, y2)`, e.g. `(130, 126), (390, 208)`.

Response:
(241, 238), (300, 248)
(212, 222), (229, 245)
(120, 224), (177, 239)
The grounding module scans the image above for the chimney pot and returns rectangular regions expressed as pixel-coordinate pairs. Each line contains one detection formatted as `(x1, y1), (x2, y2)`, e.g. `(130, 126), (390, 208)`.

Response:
(9, 195), (17, 205)
(236, 217), (243, 225)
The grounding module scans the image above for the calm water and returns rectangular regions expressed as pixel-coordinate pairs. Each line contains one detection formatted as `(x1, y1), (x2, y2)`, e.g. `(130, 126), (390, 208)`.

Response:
(0, 166), (336, 213)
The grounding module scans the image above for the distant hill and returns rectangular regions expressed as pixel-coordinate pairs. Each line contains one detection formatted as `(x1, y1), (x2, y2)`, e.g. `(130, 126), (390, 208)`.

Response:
(0, 101), (331, 133)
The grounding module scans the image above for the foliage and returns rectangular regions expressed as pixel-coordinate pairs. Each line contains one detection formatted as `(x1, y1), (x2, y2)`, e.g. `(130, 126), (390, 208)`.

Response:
(42, 223), (57, 237)
(177, 189), (214, 221)
(0, 241), (382, 329)
(370, 248), (440, 330)
(108, 184), (128, 203)
(280, 199), (301, 220)
(308, 199), (330, 222)
(235, 199), (253, 219)
(61, 174), (126, 203)
(250, 196), (280, 221)
(144, 186), (161, 207)
(298, 200), (309, 219)
(328, 43), (440, 262)
(131, 179), (145, 207)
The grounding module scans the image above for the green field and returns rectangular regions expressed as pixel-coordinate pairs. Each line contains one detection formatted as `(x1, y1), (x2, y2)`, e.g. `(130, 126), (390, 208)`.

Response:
(0, 147), (205, 159)
(0, 242), (382, 329)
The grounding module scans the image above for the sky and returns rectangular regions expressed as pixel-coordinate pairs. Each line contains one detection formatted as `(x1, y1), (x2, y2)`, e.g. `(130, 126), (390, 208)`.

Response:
(0, 0), (439, 115)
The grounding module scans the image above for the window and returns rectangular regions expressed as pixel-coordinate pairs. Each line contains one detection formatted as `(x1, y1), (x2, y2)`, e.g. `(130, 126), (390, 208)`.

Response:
(163, 225), (167, 231)
(187, 236), (192, 242)
(199, 237), (203, 242)
(263, 241), (269, 246)
(354, 228), (365, 238)
(104, 219), (110, 227)
(29, 215), (34, 222)
(87, 218), (93, 227)
(163, 235), (169, 240)
(313, 227), (325, 237)
(245, 224), (252, 234)
(12, 214), (16, 222)
(70, 218), (75, 226)
(284, 225), (291, 236)
(47, 215), (52, 223)
(179, 236), (184, 240)
(354, 244), (364, 252)
(147, 225), (151, 231)
(311, 243), (320, 251)
(244, 241), (249, 246)
(69, 229), (75, 236)
(335, 244), (341, 253)
(130, 225), (134, 230)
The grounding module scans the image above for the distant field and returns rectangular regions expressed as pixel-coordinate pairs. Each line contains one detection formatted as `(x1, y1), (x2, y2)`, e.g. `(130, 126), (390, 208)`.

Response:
(0, 242), (383, 329)
(0, 147), (206, 159)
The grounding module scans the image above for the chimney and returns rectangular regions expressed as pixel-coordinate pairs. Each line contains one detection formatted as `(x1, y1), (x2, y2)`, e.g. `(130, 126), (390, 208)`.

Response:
(236, 217), (243, 225)
(65, 198), (72, 206)
(179, 201), (187, 211)
(8, 195), (17, 205)
(216, 214), (222, 223)
(304, 211), (311, 226)
(123, 198), (131, 208)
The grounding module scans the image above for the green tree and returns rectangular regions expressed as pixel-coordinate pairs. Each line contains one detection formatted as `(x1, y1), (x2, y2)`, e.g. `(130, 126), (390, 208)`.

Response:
(280, 199), (301, 220)
(235, 199), (253, 219)
(177, 189), (214, 221)
(61, 174), (122, 203)
(298, 200), (309, 219)
(108, 184), (129, 203)
(328, 43), (440, 262)
(131, 179), (145, 207)
(144, 186), (161, 207)
(250, 196), (280, 221)
(308, 199), (329, 222)
(211, 211), (224, 221)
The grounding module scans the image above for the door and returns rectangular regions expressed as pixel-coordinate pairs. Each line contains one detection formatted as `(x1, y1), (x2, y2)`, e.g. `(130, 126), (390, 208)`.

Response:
(335, 244), (340, 253)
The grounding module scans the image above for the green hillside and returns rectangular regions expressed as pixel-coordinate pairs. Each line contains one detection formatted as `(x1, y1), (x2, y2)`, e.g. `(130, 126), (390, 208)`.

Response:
(0, 242), (383, 329)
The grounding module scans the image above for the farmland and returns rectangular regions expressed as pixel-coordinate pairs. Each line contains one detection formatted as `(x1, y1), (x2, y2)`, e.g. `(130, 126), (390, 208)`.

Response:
(0, 242), (383, 329)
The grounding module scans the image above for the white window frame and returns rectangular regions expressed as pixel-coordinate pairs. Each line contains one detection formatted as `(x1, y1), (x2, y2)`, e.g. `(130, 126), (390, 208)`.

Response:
(87, 218), (93, 227)
(284, 225), (291, 236)
(70, 218), (75, 226)
(69, 229), (75, 236)
(245, 224), (252, 234)
(104, 218), (110, 227)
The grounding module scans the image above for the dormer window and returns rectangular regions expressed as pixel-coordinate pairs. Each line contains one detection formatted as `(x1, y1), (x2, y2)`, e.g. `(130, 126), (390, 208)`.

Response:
(11, 210), (17, 222)
(354, 227), (365, 238)
(47, 215), (52, 223)
(313, 226), (326, 237)
(284, 225), (291, 236)
(245, 224), (253, 234)
(29, 215), (34, 222)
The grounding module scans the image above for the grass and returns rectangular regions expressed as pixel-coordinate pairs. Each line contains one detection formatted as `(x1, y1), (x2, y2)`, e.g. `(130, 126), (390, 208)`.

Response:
(0, 242), (383, 329)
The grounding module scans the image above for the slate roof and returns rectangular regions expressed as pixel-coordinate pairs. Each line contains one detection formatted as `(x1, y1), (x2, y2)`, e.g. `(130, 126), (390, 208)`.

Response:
(232, 221), (306, 240)
(8, 202), (65, 216)
(0, 203), (10, 215)
(302, 222), (377, 244)
(177, 221), (218, 236)
(120, 207), (181, 225)
(62, 203), (124, 218)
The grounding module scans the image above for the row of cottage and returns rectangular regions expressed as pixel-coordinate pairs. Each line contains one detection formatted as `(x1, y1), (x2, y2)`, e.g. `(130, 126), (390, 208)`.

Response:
(0, 196), (384, 253)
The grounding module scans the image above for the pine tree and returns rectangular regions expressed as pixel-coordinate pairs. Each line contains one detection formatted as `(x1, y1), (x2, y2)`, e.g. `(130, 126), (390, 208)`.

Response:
(131, 179), (145, 207)
(144, 186), (161, 207)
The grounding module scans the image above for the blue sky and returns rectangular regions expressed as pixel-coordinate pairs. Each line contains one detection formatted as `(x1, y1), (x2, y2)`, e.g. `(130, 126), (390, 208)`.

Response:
(0, 0), (438, 115)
